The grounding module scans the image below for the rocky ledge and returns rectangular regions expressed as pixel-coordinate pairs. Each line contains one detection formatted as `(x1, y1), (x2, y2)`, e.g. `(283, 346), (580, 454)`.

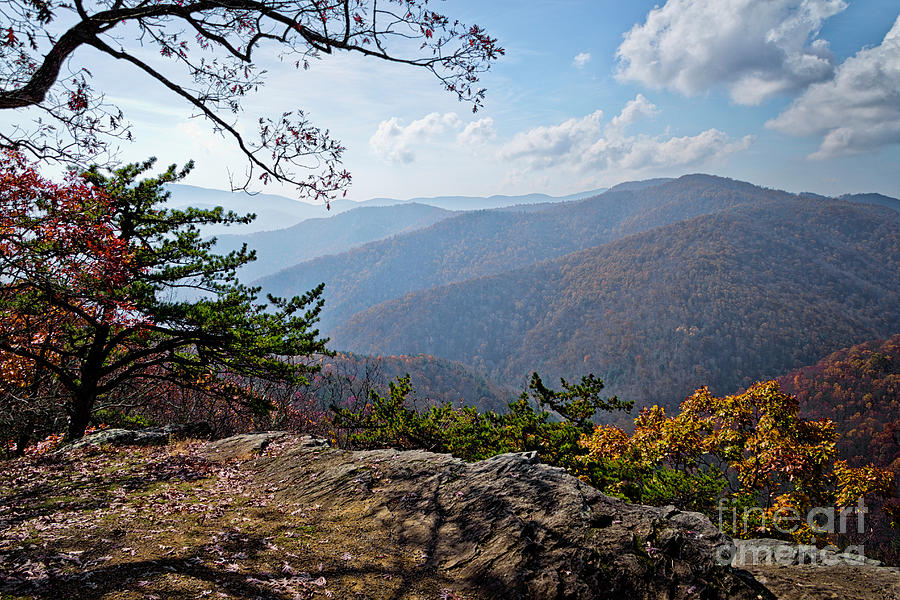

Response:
(54, 430), (900, 599)
(214, 433), (772, 600)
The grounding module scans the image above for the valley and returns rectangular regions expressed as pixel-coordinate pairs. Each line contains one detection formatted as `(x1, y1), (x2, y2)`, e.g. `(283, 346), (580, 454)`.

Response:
(194, 175), (900, 415)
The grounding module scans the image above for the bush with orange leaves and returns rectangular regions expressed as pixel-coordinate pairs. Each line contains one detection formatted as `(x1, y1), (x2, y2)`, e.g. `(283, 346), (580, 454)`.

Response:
(579, 381), (895, 545)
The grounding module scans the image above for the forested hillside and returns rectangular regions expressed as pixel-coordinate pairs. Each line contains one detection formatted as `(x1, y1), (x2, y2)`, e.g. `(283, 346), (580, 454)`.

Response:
(838, 193), (900, 213)
(779, 335), (900, 474)
(258, 175), (798, 330)
(216, 203), (452, 282)
(331, 198), (900, 412)
(306, 352), (516, 412)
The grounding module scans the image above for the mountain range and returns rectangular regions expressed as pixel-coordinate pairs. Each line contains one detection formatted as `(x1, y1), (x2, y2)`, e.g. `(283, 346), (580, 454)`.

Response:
(214, 203), (453, 282)
(256, 175), (800, 330)
(171, 174), (900, 414)
(330, 196), (900, 411)
(166, 183), (606, 234)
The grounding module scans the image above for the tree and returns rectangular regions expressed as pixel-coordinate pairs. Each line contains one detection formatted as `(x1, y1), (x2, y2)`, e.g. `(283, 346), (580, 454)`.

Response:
(332, 371), (632, 468)
(0, 0), (502, 199)
(0, 149), (329, 440)
(580, 381), (896, 543)
(0, 311), (67, 455)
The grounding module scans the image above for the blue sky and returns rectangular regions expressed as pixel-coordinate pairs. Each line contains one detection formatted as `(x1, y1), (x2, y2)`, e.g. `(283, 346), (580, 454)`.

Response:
(34, 0), (900, 201)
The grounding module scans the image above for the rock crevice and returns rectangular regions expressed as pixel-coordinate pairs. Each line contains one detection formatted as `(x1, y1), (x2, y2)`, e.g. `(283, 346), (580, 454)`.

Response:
(250, 439), (773, 600)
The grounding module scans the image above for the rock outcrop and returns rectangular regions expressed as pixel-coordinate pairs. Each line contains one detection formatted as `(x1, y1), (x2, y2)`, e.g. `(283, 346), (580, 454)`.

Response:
(63, 423), (211, 451)
(733, 539), (900, 600)
(733, 538), (884, 568)
(252, 439), (773, 600)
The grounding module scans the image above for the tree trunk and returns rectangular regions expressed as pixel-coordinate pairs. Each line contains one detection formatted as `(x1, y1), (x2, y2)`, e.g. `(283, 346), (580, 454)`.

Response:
(65, 391), (94, 441)
(14, 420), (34, 457)
(66, 327), (109, 441)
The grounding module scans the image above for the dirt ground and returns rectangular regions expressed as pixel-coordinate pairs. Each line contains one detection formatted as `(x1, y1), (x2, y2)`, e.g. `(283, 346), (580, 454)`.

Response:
(2, 436), (899, 600)
(745, 563), (900, 600)
(0, 439), (474, 600)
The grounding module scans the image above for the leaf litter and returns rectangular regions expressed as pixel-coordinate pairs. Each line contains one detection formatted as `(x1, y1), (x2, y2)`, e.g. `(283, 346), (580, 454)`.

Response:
(0, 439), (474, 599)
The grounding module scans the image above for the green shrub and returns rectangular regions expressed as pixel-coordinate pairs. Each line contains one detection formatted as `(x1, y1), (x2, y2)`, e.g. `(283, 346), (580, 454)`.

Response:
(331, 372), (632, 469)
(92, 409), (156, 430)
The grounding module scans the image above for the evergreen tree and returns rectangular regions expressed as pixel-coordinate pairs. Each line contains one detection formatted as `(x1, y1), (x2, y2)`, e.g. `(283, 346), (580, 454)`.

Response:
(0, 152), (329, 440)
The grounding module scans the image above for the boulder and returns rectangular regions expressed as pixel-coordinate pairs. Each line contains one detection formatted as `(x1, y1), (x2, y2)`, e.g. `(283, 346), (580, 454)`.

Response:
(733, 538), (883, 568)
(253, 443), (774, 600)
(64, 422), (211, 451)
(733, 538), (900, 600)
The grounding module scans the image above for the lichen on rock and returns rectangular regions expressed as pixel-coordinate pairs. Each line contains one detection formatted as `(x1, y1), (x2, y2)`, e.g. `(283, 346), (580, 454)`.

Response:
(253, 439), (774, 599)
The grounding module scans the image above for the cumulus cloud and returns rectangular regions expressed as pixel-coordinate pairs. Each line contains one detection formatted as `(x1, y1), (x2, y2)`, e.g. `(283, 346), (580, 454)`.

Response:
(608, 94), (660, 134)
(767, 15), (900, 159)
(616, 0), (846, 105)
(457, 118), (497, 146)
(499, 95), (752, 174)
(594, 128), (753, 172)
(369, 112), (462, 163)
(573, 52), (592, 69)
(500, 110), (605, 169)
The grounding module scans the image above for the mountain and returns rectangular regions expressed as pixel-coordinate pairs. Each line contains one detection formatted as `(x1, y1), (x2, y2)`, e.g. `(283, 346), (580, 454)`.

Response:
(357, 188), (608, 212)
(605, 177), (674, 192)
(217, 203), (452, 282)
(166, 184), (608, 235)
(777, 335), (900, 566)
(166, 184), (345, 234)
(306, 352), (516, 412)
(330, 197), (900, 413)
(257, 175), (798, 330)
(778, 334), (900, 472)
(839, 192), (900, 213)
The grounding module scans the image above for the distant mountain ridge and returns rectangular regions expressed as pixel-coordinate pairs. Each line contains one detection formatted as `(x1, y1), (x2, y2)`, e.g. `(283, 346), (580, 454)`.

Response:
(838, 193), (900, 213)
(165, 183), (609, 234)
(359, 188), (608, 211)
(328, 195), (900, 412)
(217, 203), (453, 282)
(167, 176), (900, 417)
(256, 174), (801, 331)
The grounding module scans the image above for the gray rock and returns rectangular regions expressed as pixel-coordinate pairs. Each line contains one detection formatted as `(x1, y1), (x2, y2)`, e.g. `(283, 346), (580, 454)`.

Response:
(733, 538), (884, 568)
(203, 431), (301, 461)
(64, 423), (211, 451)
(255, 444), (775, 600)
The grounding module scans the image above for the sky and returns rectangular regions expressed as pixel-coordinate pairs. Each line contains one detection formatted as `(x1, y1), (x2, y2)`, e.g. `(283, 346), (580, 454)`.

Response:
(11, 0), (900, 202)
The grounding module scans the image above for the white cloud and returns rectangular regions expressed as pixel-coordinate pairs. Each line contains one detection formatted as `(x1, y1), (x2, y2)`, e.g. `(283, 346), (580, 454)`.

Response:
(457, 118), (497, 146)
(607, 94), (659, 134)
(369, 112), (462, 163)
(500, 110), (605, 168)
(767, 15), (900, 159)
(499, 96), (752, 175)
(573, 52), (592, 69)
(616, 0), (846, 105)
(594, 128), (753, 172)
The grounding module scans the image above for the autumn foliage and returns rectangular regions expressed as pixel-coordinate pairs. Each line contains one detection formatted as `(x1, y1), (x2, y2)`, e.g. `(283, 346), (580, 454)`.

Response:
(334, 372), (897, 555)
(579, 381), (895, 545)
(779, 335), (900, 477)
(0, 149), (136, 450)
(0, 151), (329, 443)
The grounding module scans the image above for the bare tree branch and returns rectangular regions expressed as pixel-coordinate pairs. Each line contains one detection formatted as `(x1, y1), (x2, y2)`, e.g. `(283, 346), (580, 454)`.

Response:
(0, 0), (503, 199)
